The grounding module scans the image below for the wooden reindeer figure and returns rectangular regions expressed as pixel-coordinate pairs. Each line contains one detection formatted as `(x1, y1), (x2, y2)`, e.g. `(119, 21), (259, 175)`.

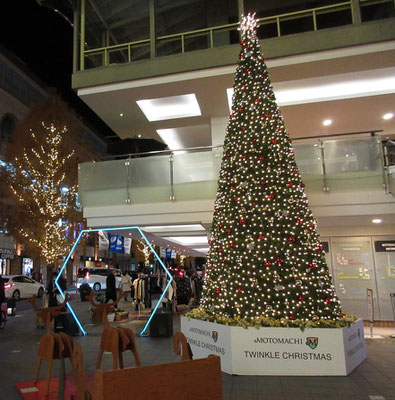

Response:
(29, 294), (75, 395)
(116, 327), (141, 368)
(173, 332), (193, 360)
(88, 291), (141, 370)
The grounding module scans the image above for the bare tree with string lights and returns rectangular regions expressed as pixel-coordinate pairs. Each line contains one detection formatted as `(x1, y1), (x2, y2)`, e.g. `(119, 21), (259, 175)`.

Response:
(0, 94), (94, 270)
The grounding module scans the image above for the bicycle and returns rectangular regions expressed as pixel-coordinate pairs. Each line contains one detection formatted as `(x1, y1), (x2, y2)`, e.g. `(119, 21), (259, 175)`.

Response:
(0, 308), (6, 329)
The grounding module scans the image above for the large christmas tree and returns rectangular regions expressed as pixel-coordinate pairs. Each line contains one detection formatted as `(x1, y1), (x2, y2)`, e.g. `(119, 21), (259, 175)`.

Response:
(199, 15), (345, 327)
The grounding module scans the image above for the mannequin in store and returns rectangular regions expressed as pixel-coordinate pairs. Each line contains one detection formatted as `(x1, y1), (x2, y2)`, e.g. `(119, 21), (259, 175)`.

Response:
(121, 271), (132, 302)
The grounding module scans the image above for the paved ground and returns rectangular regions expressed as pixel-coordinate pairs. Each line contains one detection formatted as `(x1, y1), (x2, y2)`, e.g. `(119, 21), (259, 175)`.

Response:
(1, 297), (395, 400)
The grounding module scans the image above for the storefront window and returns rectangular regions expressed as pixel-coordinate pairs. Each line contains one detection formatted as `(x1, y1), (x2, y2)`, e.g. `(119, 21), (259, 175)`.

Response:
(330, 237), (379, 320)
(22, 258), (33, 277)
(373, 237), (395, 321)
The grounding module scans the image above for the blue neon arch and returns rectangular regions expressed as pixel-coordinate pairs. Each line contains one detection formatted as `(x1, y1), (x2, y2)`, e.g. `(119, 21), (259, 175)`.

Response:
(55, 226), (173, 337)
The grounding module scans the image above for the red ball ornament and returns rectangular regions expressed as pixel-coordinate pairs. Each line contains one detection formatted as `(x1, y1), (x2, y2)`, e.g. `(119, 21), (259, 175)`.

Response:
(252, 202), (257, 206)
(229, 242), (235, 248)
(235, 198), (240, 202)
(240, 40), (245, 45)
(230, 186), (235, 190)
(259, 156), (264, 161)
(339, 313), (344, 317)
(218, 224), (222, 228)
(316, 245), (323, 251)
(259, 235), (265, 240)
(237, 287), (242, 293)
(218, 248), (223, 253)
(238, 108), (243, 112)
(222, 258), (226, 263)
(215, 289), (221, 295)
(276, 257), (283, 265)
(325, 298), (331, 304)
(208, 265), (213, 269)
(289, 315), (295, 320)
(227, 229), (231, 234)
(308, 263), (315, 268)
(288, 237), (295, 243)
(242, 155), (247, 160)
(287, 183), (293, 187)
(296, 219), (302, 225)
(240, 56), (244, 60)
(242, 127), (246, 131)
(265, 113), (271, 118)
(240, 219), (246, 225)
(254, 99), (259, 103)
(264, 261), (272, 267)
(226, 153), (230, 157)
(299, 296), (304, 301)
(252, 138), (257, 142)
(268, 193), (274, 200)
(301, 183), (306, 188)
(271, 139), (277, 144)
(260, 181), (266, 185)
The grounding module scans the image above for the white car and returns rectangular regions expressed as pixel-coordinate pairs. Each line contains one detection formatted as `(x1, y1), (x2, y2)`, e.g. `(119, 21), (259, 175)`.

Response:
(2, 275), (45, 301)
(76, 267), (122, 292)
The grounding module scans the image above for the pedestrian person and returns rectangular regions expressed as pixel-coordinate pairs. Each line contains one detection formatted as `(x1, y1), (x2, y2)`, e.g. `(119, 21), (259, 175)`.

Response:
(105, 269), (117, 308)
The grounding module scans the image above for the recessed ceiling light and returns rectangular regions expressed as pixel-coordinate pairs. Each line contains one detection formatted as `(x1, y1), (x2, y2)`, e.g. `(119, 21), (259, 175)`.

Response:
(372, 219), (382, 224)
(164, 236), (208, 246)
(156, 129), (183, 150)
(137, 94), (201, 122)
(227, 68), (395, 108)
(193, 248), (209, 253)
(382, 113), (394, 120)
(143, 225), (205, 232)
(120, 113), (123, 117)
(322, 119), (332, 126)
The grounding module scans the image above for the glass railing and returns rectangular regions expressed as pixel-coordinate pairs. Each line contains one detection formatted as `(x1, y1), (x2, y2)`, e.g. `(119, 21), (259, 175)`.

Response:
(78, 136), (387, 207)
(77, 0), (395, 71)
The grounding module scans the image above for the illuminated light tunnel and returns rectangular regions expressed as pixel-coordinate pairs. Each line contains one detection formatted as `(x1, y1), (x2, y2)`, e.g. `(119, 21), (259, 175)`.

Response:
(55, 226), (173, 337)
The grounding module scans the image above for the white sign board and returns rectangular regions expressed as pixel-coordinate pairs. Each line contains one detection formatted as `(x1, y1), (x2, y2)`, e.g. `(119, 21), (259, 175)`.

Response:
(181, 317), (366, 376)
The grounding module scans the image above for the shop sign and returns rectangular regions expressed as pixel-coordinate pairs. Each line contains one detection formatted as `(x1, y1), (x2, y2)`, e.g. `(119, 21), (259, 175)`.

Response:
(181, 317), (366, 376)
(0, 248), (16, 259)
(374, 240), (395, 252)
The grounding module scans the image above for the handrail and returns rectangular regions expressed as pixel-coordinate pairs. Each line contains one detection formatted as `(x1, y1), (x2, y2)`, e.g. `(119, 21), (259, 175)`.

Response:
(293, 130), (383, 141)
(99, 131), (383, 161)
(84, 38), (150, 54)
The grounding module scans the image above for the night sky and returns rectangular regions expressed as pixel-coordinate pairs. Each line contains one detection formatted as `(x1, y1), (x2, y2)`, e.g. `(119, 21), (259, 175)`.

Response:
(0, 0), (114, 140)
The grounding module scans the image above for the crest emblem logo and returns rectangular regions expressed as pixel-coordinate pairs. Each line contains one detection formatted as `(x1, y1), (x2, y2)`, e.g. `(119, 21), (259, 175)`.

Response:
(212, 331), (219, 343)
(306, 337), (319, 349)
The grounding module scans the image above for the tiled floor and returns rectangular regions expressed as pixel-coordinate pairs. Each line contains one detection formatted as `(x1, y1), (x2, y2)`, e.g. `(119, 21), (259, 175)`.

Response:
(1, 298), (394, 399)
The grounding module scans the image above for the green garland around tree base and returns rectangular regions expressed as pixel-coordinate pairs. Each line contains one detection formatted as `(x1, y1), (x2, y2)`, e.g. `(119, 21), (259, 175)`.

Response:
(185, 307), (357, 331)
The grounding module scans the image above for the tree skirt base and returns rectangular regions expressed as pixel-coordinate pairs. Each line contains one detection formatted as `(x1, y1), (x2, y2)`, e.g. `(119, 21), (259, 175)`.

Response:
(181, 317), (366, 376)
